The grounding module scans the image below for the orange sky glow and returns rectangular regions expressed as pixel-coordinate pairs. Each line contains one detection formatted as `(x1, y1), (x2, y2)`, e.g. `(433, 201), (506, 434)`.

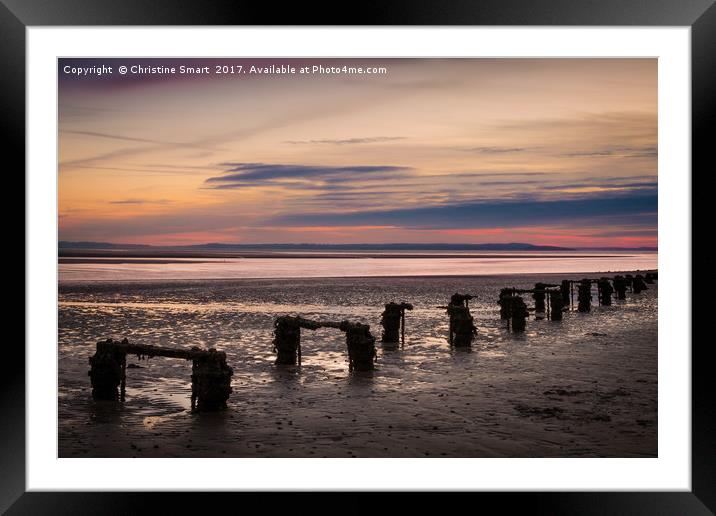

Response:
(58, 58), (657, 248)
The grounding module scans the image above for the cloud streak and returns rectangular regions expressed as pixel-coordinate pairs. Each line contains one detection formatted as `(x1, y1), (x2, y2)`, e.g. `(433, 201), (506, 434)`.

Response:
(204, 163), (411, 188)
(60, 130), (224, 150)
(562, 146), (657, 158)
(541, 181), (657, 191)
(266, 192), (658, 230)
(461, 146), (532, 154)
(109, 199), (173, 205)
(284, 136), (406, 145)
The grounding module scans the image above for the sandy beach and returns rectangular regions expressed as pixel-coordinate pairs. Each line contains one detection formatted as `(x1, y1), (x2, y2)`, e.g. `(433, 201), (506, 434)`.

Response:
(58, 271), (657, 458)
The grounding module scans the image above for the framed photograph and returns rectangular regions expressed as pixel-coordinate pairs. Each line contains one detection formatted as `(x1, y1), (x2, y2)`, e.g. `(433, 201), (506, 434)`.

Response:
(8, 0), (712, 512)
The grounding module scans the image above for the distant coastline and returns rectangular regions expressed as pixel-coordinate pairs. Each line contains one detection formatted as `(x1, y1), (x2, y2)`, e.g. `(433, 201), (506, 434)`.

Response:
(59, 253), (632, 263)
(58, 240), (658, 261)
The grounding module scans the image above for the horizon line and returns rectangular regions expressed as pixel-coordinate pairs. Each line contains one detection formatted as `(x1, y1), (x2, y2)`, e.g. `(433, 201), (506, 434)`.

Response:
(58, 240), (658, 250)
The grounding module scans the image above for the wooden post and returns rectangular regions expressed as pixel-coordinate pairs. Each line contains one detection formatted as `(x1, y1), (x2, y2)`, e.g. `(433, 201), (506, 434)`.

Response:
(120, 354), (126, 401)
(577, 280), (592, 312)
(401, 309), (405, 347)
(550, 292), (564, 321)
(380, 302), (412, 345)
(88, 339), (125, 401)
(191, 379), (197, 411)
(273, 316), (303, 365)
(510, 296), (529, 332)
(191, 349), (233, 411)
(341, 321), (377, 371)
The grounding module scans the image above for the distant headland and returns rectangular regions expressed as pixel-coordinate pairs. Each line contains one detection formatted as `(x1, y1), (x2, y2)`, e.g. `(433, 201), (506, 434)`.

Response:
(58, 241), (657, 260)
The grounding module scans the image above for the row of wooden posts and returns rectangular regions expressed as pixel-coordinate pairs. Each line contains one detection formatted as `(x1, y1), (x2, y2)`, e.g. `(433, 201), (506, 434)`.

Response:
(87, 272), (655, 411)
(497, 272), (656, 333)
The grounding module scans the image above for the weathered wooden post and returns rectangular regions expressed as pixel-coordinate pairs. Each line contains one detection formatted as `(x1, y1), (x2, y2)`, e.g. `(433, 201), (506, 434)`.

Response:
(340, 321), (377, 371)
(625, 274), (634, 292)
(598, 278), (614, 306)
(549, 291), (564, 321)
(633, 274), (648, 293)
(450, 292), (473, 308)
(534, 283), (558, 318)
(380, 302), (413, 345)
(533, 283), (547, 313)
(498, 288), (514, 320)
(613, 275), (628, 300)
(577, 279), (592, 312)
(88, 338), (127, 401)
(190, 348), (233, 411)
(632, 278), (642, 294)
(560, 280), (571, 308)
(273, 316), (303, 365)
(445, 293), (476, 346)
(509, 296), (529, 331)
(272, 316), (327, 365)
(401, 309), (406, 345)
(446, 305), (477, 346)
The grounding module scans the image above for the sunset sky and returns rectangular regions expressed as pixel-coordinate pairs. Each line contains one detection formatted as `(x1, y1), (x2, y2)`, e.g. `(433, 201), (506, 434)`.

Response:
(58, 58), (657, 247)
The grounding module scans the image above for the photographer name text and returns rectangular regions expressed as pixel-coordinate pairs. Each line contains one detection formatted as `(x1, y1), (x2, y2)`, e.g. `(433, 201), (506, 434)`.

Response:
(62, 63), (388, 78)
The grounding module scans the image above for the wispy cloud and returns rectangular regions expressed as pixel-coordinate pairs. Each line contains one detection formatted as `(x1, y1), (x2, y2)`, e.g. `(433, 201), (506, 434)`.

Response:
(204, 163), (411, 189)
(562, 146), (657, 158)
(109, 199), (173, 205)
(60, 94), (377, 171)
(477, 180), (544, 187)
(460, 146), (532, 154)
(494, 111), (656, 133)
(541, 181), (657, 191)
(440, 171), (553, 178)
(284, 136), (406, 145)
(61, 130), (224, 151)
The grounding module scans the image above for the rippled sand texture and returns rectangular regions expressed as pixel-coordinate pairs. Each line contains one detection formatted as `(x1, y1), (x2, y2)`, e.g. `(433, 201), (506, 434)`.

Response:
(59, 273), (657, 457)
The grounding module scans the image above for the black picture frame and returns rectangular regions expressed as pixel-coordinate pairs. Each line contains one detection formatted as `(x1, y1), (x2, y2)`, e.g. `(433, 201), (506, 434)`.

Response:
(6, 0), (712, 513)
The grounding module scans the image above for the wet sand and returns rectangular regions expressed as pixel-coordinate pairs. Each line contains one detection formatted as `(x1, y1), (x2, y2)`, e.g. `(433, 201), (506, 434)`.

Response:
(58, 272), (657, 458)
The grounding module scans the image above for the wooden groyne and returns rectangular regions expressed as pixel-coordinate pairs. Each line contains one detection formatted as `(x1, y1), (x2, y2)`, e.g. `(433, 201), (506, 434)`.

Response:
(273, 316), (377, 371)
(88, 338), (233, 411)
(497, 271), (656, 332)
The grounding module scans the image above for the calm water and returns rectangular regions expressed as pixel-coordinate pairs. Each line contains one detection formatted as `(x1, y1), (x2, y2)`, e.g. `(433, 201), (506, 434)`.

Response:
(59, 251), (657, 282)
